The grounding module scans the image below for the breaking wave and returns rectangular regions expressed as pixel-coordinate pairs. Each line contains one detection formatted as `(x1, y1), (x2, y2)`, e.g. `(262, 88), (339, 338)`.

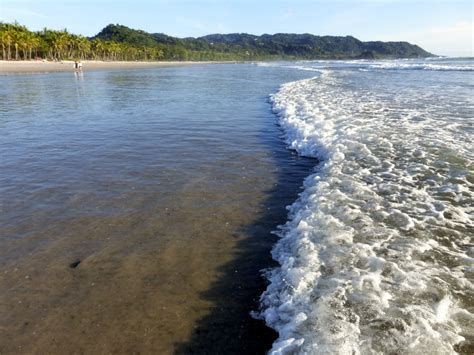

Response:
(257, 64), (474, 354)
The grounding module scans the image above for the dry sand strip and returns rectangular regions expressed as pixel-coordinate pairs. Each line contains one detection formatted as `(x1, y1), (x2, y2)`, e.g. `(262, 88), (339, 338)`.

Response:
(0, 60), (229, 74)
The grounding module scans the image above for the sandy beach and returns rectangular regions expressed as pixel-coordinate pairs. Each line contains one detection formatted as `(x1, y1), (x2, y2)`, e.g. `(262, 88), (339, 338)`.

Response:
(0, 60), (221, 74)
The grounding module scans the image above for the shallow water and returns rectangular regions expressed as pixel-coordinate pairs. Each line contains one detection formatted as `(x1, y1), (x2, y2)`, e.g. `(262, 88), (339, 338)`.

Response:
(0, 64), (316, 353)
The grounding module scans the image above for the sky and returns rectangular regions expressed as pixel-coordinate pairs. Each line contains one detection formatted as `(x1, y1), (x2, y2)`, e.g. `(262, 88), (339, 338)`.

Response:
(1, 0), (472, 57)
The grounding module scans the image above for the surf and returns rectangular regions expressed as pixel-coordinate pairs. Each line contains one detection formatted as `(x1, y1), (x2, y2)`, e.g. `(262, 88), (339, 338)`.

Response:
(256, 60), (474, 354)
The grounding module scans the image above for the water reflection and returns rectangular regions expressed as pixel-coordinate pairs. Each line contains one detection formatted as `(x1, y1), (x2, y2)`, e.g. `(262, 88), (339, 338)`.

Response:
(0, 64), (316, 353)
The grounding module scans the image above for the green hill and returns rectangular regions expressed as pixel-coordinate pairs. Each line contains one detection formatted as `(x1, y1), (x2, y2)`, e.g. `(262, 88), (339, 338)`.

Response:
(94, 24), (433, 60)
(0, 22), (433, 62)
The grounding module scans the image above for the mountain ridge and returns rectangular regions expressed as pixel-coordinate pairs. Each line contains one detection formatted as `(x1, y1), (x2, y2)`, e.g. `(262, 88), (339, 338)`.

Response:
(93, 24), (434, 59)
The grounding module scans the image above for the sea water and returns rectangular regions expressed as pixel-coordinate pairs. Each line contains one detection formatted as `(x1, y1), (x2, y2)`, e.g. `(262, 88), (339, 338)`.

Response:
(0, 63), (315, 353)
(0, 59), (472, 353)
(256, 58), (473, 354)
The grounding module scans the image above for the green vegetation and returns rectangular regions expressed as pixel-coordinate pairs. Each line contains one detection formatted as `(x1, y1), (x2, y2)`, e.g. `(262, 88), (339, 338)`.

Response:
(0, 22), (433, 61)
(0, 22), (166, 61)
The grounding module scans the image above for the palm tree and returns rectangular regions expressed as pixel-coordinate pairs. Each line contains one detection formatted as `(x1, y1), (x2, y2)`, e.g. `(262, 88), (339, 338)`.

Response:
(1, 23), (18, 60)
(39, 28), (56, 59)
(50, 30), (69, 59)
(29, 34), (40, 59)
(0, 26), (11, 59)
(76, 35), (90, 59)
(20, 31), (40, 60)
(91, 38), (104, 60)
(11, 28), (22, 60)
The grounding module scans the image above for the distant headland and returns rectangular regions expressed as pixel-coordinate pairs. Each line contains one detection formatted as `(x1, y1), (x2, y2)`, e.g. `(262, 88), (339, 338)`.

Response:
(0, 22), (433, 62)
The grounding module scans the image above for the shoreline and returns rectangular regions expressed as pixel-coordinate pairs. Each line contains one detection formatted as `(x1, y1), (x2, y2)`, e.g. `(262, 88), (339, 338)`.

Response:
(0, 60), (233, 74)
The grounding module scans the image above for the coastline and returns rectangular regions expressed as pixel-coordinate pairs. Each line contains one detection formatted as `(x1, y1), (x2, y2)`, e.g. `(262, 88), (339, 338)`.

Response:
(0, 60), (230, 74)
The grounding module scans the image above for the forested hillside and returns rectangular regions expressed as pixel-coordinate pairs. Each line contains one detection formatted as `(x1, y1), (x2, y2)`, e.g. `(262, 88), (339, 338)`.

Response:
(0, 22), (433, 61)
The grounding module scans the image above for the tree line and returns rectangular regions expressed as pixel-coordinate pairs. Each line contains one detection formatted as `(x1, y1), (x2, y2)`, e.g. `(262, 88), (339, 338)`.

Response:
(0, 22), (243, 62)
(0, 22), (432, 62)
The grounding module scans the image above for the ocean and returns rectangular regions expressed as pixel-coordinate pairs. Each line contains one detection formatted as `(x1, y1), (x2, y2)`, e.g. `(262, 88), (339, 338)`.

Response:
(256, 58), (474, 354)
(0, 58), (472, 353)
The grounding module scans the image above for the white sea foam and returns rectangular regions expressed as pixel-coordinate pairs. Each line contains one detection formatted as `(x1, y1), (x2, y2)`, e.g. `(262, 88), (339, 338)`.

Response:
(368, 62), (474, 71)
(258, 66), (474, 354)
(255, 59), (474, 72)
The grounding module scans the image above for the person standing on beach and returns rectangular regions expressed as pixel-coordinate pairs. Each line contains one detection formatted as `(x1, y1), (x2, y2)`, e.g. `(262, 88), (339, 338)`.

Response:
(78, 61), (83, 72)
(74, 61), (78, 71)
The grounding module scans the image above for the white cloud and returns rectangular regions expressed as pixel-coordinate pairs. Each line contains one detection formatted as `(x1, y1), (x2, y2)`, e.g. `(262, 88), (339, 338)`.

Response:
(387, 21), (473, 57)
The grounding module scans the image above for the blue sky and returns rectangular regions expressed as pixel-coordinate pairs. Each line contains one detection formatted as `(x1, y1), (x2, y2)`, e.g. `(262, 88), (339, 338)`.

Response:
(1, 0), (472, 56)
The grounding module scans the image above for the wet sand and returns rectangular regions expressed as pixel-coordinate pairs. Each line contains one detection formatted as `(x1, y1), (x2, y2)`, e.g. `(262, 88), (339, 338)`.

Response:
(0, 60), (224, 74)
(0, 158), (314, 354)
